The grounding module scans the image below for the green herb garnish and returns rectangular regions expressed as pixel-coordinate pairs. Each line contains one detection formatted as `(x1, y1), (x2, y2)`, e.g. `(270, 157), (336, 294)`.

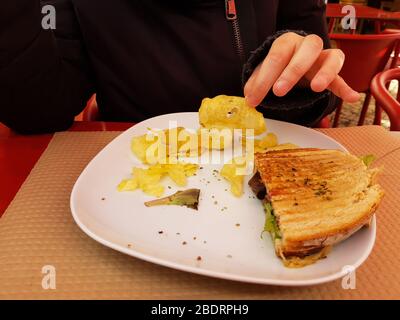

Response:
(144, 189), (200, 210)
(360, 154), (376, 167)
(262, 202), (281, 240)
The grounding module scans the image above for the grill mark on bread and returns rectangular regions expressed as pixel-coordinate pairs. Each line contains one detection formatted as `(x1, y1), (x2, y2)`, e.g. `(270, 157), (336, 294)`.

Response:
(254, 148), (384, 261)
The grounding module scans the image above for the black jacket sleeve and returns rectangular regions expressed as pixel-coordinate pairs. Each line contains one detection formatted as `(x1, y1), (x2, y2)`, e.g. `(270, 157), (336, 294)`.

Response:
(242, 0), (340, 127)
(0, 0), (94, 134)
(277, 0), (331, 49)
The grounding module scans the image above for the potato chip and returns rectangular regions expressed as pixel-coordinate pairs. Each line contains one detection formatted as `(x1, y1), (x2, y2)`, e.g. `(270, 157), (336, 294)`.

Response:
(117, 179), (138, 192)
(220, 157), (248, 197)
(199, 128), (233, 150)
(118, 163), (199, 197)
(167, 167), (187, 186)
(148, 163), (198, 182)
(142, 184), (165, 198)
(199, 95), (266, 135)
(131, 135), (156, 164)
(241, 133), (299, 154)
(118, 177), (164, 197)
(131, 128), (203, 164)
(257, 133), (278, 149)
(243, 133), (279, 153)
(175, 128), (203, 157)
(133, 167), (164, 197)
(181, 163), (199, 176)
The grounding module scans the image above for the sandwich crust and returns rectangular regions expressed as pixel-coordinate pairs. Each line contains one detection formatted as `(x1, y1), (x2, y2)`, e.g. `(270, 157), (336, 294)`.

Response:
(254, 148), (384, 260)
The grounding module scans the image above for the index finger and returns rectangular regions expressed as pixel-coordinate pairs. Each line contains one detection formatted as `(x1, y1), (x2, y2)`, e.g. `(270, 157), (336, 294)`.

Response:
(272, 35), (323, 97)
(244, 33), (301, 107)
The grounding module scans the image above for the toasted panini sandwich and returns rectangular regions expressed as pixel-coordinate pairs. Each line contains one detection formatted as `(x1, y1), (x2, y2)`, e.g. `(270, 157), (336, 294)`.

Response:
(249, 148), (384, 268)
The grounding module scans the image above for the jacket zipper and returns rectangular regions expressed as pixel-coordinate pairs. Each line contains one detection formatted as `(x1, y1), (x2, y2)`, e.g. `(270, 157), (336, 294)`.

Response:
(225, 0), (245, 64)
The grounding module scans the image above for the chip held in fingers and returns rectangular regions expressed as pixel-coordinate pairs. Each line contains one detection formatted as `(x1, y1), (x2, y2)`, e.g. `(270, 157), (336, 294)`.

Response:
(199, 95), (266, 136)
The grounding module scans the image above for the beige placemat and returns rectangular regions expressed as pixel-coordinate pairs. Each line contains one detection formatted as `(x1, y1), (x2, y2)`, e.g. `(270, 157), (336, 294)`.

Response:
(0, 126), (399, 300)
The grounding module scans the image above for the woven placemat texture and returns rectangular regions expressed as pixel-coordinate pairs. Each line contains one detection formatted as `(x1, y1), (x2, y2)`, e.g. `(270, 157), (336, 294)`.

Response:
(0, 126), (399, 300)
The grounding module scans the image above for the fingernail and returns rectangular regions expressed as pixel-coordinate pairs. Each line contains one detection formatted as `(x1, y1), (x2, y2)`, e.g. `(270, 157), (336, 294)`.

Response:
(274, 80), (289, 96)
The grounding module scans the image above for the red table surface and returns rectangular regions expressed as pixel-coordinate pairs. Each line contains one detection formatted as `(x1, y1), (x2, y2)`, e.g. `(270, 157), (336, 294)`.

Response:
(0, 121), (133, 218)
(326, 3), (400, 20)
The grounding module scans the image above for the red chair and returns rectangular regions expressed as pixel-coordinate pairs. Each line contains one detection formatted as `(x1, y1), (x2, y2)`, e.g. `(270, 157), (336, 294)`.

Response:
(374, 29), (400, 124)
(370, 68), (400, 131)
(315, 116), (331, 128)
(82, 94), (100, 121)
(382, 29), (400, 68)
(330, 33), (400, 127)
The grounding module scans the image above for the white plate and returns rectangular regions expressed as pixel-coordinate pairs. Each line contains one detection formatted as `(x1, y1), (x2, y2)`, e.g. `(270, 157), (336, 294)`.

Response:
(70, 112), (376, 286)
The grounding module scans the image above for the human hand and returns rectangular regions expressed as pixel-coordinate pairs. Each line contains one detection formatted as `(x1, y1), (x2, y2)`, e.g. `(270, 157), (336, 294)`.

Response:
(244, 32), (360, 107)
